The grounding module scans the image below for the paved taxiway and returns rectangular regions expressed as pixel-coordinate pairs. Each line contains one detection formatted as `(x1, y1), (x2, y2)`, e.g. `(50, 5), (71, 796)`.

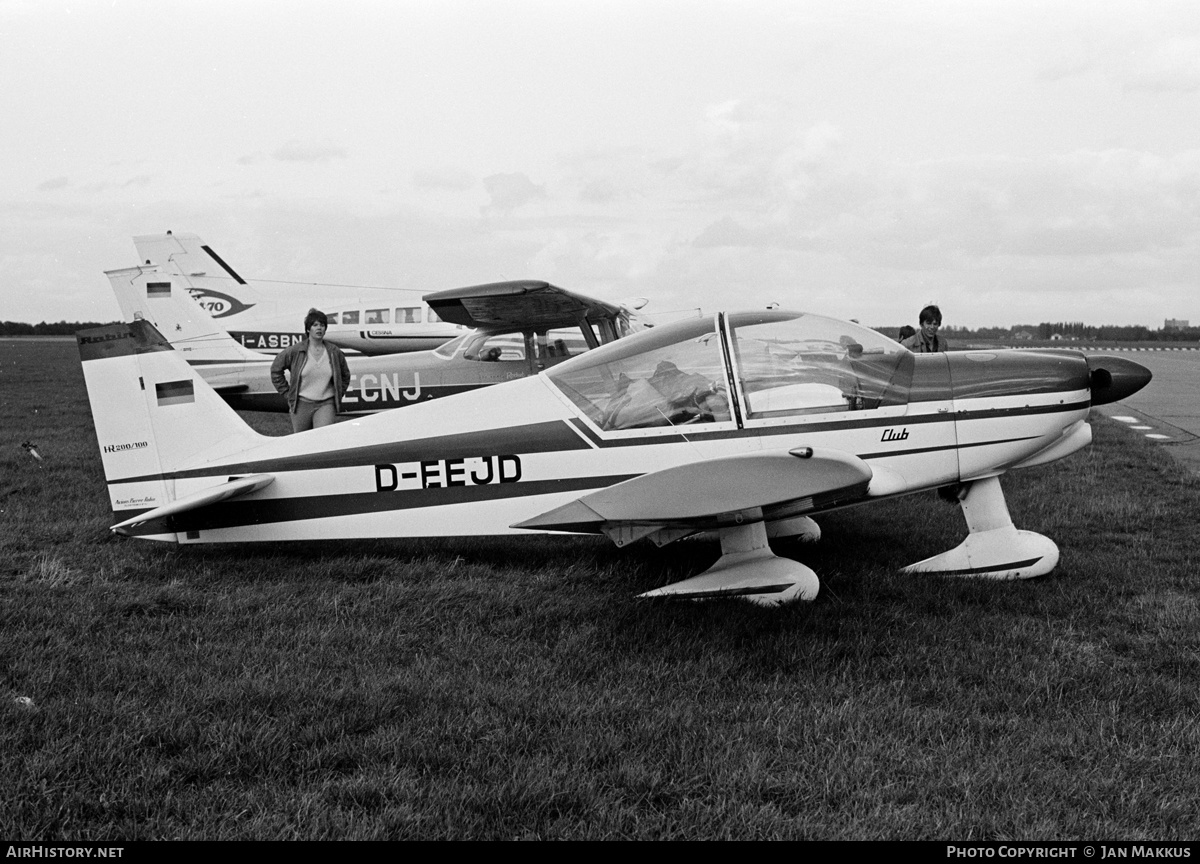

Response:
(1085, 349), (1200, 475)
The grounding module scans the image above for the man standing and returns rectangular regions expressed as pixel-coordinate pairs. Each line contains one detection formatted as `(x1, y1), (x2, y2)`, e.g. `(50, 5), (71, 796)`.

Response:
(901, 304), (947, 353)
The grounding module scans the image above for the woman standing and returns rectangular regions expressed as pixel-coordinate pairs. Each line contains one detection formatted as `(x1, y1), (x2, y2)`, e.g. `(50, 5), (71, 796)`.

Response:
(270, 309), (352, 433)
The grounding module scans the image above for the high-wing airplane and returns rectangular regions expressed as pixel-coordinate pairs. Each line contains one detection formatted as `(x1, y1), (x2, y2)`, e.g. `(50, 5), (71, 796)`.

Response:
(106, 265), (639, 413)
(76, 309), (1151, 604)
(133, 231), (466, 355)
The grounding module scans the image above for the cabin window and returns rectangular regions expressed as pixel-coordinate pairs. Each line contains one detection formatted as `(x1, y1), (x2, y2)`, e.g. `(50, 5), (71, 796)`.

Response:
(547, 316), (731, 431)
(727, 311), (912, 418)
(546, 328), (585, 358)
(365, 308), (390, 324)
(426, 307), (443, 324)
(433, 333), (470, 359)
(341, 310), (360, 325)
(461, 331), (526, 362)
(530, 328), (588, 369)
(396, 307), (421, 324)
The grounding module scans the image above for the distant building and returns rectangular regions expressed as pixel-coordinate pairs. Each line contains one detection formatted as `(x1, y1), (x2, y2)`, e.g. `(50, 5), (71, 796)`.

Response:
(1013, 330), (1034, 341)
(1165, 318), (1190, 330)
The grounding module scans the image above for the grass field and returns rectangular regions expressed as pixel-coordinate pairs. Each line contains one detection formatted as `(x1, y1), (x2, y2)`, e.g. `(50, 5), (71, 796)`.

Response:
(2, 338), (1199, 840)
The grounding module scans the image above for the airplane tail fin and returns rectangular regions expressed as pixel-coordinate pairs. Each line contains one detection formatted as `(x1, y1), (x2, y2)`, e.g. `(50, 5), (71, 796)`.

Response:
(107, 266), (265, 364)
(77, 319), (267, 539)
(133, 231), (265, 318)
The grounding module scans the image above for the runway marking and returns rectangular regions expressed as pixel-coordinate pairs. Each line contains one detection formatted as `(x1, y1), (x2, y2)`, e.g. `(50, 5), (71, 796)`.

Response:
(1104, 413), (1173, 442)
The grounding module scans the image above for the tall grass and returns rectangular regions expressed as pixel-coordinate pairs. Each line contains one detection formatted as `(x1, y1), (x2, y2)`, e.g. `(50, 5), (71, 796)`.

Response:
(2, 339), (1198, 839)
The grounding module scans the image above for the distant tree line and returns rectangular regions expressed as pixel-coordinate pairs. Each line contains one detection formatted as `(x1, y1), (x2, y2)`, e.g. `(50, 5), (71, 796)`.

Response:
(0, 320), (116, 336)
(8, 317), (1198, 343)
(939, 323), (1200, 343)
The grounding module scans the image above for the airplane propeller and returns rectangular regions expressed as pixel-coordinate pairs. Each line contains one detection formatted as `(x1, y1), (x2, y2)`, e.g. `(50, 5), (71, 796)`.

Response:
(1086, 355), (1154, 406)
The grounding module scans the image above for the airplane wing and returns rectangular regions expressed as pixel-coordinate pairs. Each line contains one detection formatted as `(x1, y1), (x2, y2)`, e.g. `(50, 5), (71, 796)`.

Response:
(513, 446), (878, 602)
(513, 447), (873, 540)
(424, 280), (625, 331)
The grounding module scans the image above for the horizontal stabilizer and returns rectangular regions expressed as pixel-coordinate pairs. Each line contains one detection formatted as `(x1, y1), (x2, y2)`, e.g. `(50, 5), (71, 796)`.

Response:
(513, 447), (872, 534)
(111, 474), (275, 534)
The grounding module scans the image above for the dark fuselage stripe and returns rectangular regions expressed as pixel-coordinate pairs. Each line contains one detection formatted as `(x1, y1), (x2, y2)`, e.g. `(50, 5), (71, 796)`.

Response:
(110, 420), (593, 485)
(565, 399), (1087, 448)
(117, 473), (639, 535)
(858, 435), (1040, 461)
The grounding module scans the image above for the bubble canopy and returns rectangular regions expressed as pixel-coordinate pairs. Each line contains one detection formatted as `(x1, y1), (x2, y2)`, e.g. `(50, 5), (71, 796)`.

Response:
(546, 310), (914, 432)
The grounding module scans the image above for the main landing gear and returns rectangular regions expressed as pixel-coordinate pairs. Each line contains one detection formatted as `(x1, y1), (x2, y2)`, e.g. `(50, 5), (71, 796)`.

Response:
(640, 476), (1056, 606)
(638, 510), (821, 606)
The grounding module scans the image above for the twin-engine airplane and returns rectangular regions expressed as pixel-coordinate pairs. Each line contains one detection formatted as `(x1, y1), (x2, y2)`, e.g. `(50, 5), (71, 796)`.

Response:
(77, 308), (1151, 604)
(134, 231), (465, 355)
(107, 264), (638, 413)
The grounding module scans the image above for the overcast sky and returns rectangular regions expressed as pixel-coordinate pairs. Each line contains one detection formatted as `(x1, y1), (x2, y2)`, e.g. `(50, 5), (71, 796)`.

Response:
(3, 0), (1199, 329)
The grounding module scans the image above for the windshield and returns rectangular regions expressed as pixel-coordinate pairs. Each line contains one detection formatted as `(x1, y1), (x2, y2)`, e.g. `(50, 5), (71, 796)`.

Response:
(727, 311), (912, 417)
(433, 332), (472, 359)
(547, 315), (732, 431)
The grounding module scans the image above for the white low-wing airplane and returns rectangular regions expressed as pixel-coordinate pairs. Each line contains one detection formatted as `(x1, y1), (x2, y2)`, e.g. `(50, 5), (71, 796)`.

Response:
(77, 311), (1151, 604)
(133, 231), (466, 355)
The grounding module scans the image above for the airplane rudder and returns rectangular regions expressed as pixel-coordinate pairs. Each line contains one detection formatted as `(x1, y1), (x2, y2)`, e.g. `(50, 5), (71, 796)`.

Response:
(77, 322), (173, 515)
(78, 319), (261, 482)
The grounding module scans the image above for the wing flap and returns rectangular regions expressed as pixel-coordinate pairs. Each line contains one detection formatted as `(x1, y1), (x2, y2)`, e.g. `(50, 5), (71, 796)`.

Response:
(110, 473), (275, 534)
(513, 447), (872, 534)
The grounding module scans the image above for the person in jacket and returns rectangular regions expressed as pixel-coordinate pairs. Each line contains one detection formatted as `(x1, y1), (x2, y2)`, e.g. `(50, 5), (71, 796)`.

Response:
(900, 304), (948, 353)
(270, 308), (352, 433)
